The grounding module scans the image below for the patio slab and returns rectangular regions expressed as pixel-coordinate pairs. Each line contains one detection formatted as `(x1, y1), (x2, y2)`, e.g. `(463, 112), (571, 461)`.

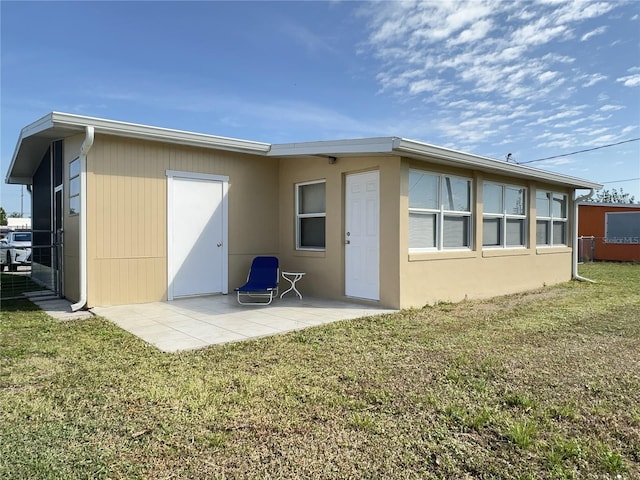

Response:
(91, 295), (396, 352)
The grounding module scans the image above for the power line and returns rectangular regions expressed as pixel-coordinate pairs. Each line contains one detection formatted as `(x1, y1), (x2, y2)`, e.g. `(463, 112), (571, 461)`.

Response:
(600, 177), (640, 184)
(519, 137), (640, 165)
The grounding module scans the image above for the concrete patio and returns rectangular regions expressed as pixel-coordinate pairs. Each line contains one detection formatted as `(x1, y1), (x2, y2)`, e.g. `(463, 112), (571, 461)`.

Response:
(91, 294), (396, 352)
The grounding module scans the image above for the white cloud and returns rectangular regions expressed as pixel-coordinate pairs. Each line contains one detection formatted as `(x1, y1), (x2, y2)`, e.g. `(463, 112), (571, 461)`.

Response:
(600, 104), (624, 111)
(538, 71), (558, 83)
(450, 18), (494, 45)
(512, 21), (568, 46)
(359, 0), (635, 160)
(581, 26), (607, 41)
(582, 73), (608, 87)
(617, 74), (640, 87)
(408, 78), (443, 94)
(554, 0), (616, 23)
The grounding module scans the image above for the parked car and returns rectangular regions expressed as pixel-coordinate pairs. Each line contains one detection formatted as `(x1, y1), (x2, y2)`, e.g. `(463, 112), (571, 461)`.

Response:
(1, 231), (32, 271)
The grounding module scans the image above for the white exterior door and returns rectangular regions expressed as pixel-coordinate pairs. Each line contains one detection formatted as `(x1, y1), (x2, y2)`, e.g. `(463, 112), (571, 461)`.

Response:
(167, 172), (228, 299)
(345, 170), (380, 300)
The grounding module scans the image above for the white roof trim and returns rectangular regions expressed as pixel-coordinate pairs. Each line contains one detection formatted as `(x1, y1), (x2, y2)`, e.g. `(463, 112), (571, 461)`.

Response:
(269, 136), (603, 190)
(6, 113), (603, 191)
(269, 137), (396, 156)
(6, 112), (271, 184)
(47, 112), (271, 153)
(394, 138), (603, 190)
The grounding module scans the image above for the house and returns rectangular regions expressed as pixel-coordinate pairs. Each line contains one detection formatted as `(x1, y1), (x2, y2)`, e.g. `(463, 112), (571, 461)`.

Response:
(5, 112), (602, 311)
(578, 202), (640, 262)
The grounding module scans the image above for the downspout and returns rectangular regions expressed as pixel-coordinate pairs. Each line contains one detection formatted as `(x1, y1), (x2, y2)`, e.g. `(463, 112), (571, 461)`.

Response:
(572, 188), (596, 283)
(71, 126), (94, 311)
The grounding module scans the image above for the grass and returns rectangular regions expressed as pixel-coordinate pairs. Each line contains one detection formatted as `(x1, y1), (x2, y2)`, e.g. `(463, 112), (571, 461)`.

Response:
(1, 262), (639, 479)
(0, 271), (43, 299)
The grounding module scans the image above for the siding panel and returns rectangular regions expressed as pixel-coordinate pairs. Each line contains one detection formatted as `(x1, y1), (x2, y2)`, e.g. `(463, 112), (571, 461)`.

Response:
(86, 134), (278, 307)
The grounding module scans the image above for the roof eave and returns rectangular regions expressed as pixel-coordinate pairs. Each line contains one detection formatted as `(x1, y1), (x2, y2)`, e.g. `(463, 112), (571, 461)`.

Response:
(6, 112), (272, 184)
(268, 137), (397, 156)
(395, 138), (603, 190)
(47, 112), (271, 154)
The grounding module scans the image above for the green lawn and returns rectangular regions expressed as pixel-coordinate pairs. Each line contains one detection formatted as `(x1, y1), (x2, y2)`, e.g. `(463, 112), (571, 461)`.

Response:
(1, 263), (639, 479)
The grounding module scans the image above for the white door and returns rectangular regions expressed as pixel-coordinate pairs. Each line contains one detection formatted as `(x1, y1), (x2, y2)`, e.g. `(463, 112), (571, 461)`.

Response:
(345, 171), (380, 300)
(168, 173), (228, 299)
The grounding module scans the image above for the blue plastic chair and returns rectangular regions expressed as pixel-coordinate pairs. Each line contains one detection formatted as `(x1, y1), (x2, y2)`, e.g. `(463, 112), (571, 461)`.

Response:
(234, 256), (279, 305)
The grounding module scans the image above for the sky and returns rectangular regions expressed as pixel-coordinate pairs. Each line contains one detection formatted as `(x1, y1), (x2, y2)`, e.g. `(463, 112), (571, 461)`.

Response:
(1, 0), (639, 216)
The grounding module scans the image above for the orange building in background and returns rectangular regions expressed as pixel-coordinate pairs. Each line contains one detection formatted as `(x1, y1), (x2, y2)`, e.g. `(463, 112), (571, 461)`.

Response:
(578, 203), (640, 262)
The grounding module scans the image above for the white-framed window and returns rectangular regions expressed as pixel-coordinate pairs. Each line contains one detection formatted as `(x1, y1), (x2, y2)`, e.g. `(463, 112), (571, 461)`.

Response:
(68, 157), (80, 216)
(409, 170), (472, 251)
(536, 191), (567, 246)
(483, 182), (527, 248)
(296, 180), (326, 250)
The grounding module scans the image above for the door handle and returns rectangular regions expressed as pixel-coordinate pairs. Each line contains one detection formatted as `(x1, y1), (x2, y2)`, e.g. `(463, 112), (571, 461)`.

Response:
(217, 242), (222, 247)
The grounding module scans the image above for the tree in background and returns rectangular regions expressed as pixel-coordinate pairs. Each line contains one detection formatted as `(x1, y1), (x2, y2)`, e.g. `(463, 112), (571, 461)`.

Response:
(0, 207), (7, 226)
(589, 188), (636, 204)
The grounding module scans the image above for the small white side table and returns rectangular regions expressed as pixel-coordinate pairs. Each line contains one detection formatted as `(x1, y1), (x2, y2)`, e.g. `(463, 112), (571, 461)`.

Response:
(280, 271), (306, 299)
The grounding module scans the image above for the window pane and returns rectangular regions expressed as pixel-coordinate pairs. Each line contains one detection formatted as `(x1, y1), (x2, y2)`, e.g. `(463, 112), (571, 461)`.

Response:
(443, 215), (470, 248)
(409, 212), (436, 248)
(506, 187), (525, 215)
(299, 217), (325, 248)
(299, 183), (325, 214)
(536, 191), (551, 217)
(537, 220), (550, 245)
(70, 176), (80, 197)
(69, 158), (80, 178)
(483, 183), (503, 214)
(506, 218), (525, 246)
(552, 194), (566, 219)
(443, 177), (471, 212)
(69, 196), (80, 215)
(553, 220), (566, 245)
(483, 218), (501, 246)
(409, 171), (439, 210)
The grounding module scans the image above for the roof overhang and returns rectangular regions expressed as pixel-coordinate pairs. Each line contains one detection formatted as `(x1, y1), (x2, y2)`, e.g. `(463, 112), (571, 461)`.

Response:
(270, 136), (603, 191)
(6, 113), (603, 192)
(5, 112), (271, 184)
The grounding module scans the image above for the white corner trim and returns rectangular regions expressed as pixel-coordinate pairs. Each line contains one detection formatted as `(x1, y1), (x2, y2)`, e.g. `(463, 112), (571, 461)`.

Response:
(71, 125), (95, 312)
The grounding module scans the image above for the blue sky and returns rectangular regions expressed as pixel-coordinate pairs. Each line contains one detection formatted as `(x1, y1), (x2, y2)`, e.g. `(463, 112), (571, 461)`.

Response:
(2, 0), (639, 215)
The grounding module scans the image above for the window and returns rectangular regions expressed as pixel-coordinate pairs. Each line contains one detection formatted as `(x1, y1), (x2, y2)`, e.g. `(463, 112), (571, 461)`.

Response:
(69, 158), (80, 215)
(605, 212), (640, 244)
(536, 191), (567, 246)
(483, 183), (527, 247)
(296, 180), (326, 249)
(409, 170), (472, 251)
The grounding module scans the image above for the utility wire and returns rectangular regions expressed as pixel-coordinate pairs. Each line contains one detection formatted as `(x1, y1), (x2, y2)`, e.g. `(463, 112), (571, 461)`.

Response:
(519, 137), (640, 165)
(600, 177), (640, 184)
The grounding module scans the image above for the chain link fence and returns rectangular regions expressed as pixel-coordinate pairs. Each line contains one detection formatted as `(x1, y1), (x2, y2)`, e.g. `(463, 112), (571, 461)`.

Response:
(578, 236), (596, 263)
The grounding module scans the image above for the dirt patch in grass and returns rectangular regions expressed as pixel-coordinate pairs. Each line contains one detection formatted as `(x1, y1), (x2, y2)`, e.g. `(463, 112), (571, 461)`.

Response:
(1, 262), (639, 479)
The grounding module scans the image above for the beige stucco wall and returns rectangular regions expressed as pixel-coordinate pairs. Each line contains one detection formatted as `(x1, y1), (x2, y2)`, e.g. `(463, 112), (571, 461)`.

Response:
(277, 155), (402, 307)
(71, 132), (575, 309)
(84, 134), (279, 307)
(398, 159), (574, 308)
